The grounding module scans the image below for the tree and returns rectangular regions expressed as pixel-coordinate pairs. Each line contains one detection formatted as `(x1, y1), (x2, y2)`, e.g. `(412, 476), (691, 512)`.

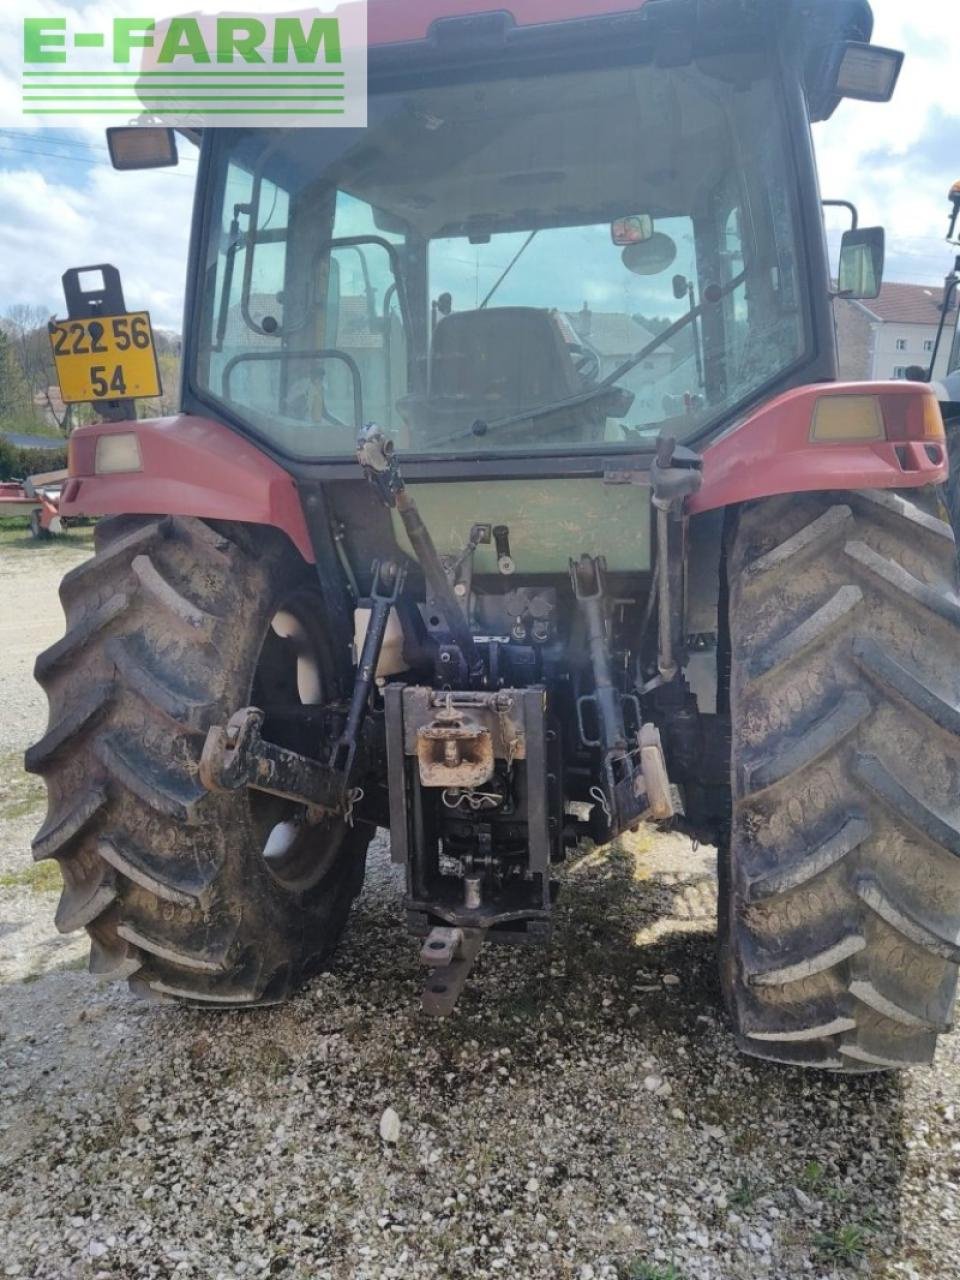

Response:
(136, 349), (182, 420)
(0, 328), (33, 425)
(3, 304), (72, 432)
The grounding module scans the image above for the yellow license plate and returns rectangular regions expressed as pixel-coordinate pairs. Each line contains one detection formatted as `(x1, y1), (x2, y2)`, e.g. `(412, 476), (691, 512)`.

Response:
(48, 312), (162, 404)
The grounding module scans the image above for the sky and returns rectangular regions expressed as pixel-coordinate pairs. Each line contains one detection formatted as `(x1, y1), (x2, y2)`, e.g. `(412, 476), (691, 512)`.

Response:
(0, 0), (958, 333)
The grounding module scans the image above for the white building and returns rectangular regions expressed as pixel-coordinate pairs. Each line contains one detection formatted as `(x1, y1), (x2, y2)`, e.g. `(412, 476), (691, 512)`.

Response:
(563, 305), (677, 419)
(836, 282), (957, 382)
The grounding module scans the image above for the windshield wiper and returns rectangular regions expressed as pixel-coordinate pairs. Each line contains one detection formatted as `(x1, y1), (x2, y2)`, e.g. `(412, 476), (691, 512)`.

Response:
(429, 270), (747, 450)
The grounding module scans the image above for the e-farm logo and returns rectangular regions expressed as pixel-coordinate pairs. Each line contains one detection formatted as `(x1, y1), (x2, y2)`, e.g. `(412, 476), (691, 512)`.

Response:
(18, 3), (367, 128)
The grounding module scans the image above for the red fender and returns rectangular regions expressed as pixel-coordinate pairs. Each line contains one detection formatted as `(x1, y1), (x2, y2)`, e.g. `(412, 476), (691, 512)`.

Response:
(62, 385), (948, 556)
(690, 382), (948, 515)
(62, 416), (315, 563)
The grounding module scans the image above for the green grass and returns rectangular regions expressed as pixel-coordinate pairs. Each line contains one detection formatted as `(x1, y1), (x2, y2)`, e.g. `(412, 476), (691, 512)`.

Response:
(814, 1222), (872, 1264)
(1, 791), (46, 823)
(729, 1176), (761, 1209)
(0, 750), (46, 823)
(622, 1262), (686, 1280)
(0, 517), (95, 550)
(800, 1160), (826, 1190)
(0, 860), (62, 893)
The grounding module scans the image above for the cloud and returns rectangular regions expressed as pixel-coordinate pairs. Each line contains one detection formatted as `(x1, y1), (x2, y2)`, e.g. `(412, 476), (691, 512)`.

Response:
(814, 0), (960, 286)
(0, 0), (198, 326)
(1, 0), (958, 335)
(0, 158), (195, 327)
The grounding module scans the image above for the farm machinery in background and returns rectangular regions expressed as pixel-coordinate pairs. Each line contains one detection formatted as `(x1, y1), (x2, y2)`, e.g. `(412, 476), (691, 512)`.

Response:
(26, 0), (960, 1075)
(0, 470), (67, 539)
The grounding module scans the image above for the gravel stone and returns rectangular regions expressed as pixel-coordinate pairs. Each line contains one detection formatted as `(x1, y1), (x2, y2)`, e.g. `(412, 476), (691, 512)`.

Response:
(1, 538), (959, 1280)
(379, 1107), (402, 1145)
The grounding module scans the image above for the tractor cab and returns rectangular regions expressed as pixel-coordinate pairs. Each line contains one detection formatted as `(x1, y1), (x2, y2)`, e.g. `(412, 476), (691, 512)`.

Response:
(176, 0), (897, 465)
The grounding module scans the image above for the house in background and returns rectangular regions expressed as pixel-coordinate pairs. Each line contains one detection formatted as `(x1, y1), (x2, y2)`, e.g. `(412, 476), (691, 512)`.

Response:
(835, 281), (957, 382)
(564, 304), (675, 418)
(32, 385), (67, 430)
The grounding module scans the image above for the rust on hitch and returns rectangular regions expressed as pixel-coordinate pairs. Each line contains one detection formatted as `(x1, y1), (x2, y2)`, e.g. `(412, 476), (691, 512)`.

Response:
(416, 701), (495, 789)
(200, 707), (347, 814)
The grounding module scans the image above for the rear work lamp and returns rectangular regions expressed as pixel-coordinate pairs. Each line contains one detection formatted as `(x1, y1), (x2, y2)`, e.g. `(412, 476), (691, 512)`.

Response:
(94, 432), (143, 475)
(810, 391), (946, 444)
(833, 42), (904, 103)
(810, 395), (884, 442)
(107, 127), (179, 171)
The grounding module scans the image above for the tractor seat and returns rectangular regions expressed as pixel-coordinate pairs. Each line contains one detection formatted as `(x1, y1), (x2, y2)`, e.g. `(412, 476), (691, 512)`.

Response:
(400, 306), (584, 444)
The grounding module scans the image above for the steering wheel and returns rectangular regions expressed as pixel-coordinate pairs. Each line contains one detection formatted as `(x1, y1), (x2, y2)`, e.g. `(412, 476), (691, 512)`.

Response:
(565, 342), (602, 386)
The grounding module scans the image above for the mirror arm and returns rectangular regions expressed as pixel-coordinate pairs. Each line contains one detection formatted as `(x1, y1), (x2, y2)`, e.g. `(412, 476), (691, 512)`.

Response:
(822, 199), (859, 231)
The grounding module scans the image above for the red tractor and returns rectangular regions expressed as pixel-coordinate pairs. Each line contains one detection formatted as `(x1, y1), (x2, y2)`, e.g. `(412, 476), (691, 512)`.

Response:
(29, 0), (960, 1072)
(927, 179), (960, 531)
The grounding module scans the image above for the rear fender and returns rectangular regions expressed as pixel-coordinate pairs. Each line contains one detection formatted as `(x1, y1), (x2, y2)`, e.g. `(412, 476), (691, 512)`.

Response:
(690, 382), (948, 515)
(62, 416), (314, 563)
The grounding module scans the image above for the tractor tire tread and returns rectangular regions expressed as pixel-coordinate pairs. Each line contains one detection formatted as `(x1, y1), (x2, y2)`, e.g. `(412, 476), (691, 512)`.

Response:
(723, 490), (960, 1072)
(28, 514), (370, 1006)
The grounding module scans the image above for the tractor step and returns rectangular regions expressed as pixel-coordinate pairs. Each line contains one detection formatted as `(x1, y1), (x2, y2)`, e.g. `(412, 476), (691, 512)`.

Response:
(419, 926), (486, 1017)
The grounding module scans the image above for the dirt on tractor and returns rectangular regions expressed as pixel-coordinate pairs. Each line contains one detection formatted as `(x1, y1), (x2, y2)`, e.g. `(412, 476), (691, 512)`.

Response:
(33, 0), (960, 1073)
(1, 538), (958, 1279)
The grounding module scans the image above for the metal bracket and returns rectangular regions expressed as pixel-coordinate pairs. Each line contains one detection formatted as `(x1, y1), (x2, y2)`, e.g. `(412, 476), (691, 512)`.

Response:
(59, 264), (135, 421)
(200, 707), (347, 813)
(416, 701), (495, 789)
(419, 926), (486, 1017)
(330, 557), (406, 776)
(639, 723), (677, 821)
(356, 424), (403, 507)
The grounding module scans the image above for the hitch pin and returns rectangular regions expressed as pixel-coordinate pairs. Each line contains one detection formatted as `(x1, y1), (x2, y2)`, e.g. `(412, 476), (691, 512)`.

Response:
(589, 785), (612, 824)
(345, 786), (364, 827)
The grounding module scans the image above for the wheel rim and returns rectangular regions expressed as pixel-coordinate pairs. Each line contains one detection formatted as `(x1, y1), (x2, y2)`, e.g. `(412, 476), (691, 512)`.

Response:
(248, 587), (351, 892)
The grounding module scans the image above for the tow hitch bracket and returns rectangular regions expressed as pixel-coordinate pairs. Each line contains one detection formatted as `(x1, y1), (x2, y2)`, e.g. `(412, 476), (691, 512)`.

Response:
(200, 707), (349, 813)
(419, 926), (487, 1017)
(201, 555), (403, 818)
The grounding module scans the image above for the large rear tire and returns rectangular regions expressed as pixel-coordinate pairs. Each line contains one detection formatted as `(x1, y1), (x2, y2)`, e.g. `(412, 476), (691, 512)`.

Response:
(946, 420), (959, 540)
(721, 488), (960, 1071)
(27, 516), (371, 1005)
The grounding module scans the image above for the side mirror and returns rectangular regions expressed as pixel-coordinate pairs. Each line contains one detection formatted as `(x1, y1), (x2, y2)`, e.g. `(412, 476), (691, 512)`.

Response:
(106, 127), (178, 170)
(612, 215), (654, 246)
(838, 226), (885, 299)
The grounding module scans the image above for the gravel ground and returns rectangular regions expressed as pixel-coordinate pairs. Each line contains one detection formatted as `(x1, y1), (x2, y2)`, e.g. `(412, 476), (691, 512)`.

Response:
(1, 530), (958, 1280)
